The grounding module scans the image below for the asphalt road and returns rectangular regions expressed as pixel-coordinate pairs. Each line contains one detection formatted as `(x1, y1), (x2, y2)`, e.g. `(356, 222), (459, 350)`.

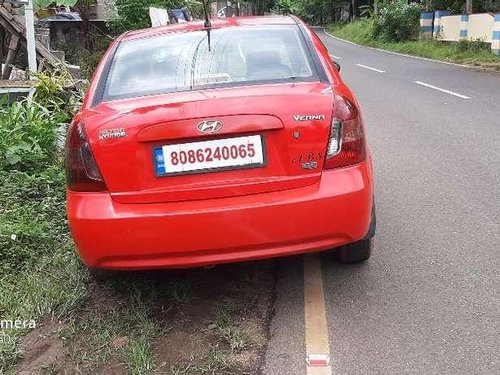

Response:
(263, 29), (500, 375)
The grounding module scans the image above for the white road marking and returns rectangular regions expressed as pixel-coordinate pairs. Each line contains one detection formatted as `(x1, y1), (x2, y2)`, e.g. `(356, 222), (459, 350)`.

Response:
(414, 81), (471, 99)
(356, 63), (386, 73)
(323, 29), (358, 46)
(329, 54), (341, 60)
(304, 254), (332, 375)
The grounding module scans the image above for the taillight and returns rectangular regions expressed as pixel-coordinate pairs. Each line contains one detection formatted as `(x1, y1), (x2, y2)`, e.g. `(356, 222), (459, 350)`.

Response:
(65, 122), (107, 192)
(324, 95), (366, 169)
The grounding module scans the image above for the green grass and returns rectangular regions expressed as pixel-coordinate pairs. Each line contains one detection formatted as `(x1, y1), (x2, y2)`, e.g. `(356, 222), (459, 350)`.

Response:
(0, 167), (88, 371)
(60, 280), (169, 373)
(195, 347), (233, 374)
(328, 20), (500, 68)
(122, 338), (156, 375)
(210, 302), (252, 353)
(166, 347), (233, 375)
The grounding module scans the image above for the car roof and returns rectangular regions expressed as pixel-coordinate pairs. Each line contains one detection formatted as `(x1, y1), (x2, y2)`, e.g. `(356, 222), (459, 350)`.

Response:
(121, 16), (299, 42)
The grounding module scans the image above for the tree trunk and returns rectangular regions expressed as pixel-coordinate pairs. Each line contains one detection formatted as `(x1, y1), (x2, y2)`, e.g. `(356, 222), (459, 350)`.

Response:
(75, 1), (94, 51)
(352, 0), (356, 20)
(466, 0), (473, 14)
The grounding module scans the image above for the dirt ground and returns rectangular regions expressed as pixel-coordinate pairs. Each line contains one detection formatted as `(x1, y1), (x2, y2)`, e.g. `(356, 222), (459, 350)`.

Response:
(12, 260), (275, 375)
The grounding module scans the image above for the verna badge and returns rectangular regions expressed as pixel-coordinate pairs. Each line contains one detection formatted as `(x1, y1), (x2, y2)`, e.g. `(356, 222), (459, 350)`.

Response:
(197, 120), (223, 134)
(293, 114), (325, 121)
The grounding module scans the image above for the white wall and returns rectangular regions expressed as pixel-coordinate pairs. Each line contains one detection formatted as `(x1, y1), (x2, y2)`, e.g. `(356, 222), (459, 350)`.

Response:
(440, 15), (461, 41)
(439, 13), (495, 43)
(468, 14), (494, 42)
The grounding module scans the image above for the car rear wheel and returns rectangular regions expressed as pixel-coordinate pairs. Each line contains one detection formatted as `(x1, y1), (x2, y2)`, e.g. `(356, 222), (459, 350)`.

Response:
(335, 238), (373, 264)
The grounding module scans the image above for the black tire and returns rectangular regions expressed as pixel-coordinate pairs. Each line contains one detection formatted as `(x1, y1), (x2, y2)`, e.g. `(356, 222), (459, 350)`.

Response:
(335, 238), (373, 264)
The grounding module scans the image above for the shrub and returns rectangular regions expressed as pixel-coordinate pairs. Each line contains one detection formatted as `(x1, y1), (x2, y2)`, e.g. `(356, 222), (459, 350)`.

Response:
(33, 69), (83, 119)
(372, 0), (422, 42)
(0, 71), (82, 172)
(108, 0), (182, 34)
(0, 101), (60, 172)
(455, 38), (491, 54)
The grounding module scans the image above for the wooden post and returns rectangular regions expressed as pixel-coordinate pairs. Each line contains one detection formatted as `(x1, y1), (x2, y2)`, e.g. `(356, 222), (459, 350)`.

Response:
(2, 34), (20, 80)
(0, 28), (5, 64)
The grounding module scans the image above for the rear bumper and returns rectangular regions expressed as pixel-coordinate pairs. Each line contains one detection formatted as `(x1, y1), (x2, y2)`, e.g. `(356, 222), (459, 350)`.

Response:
(67, 162), (373, 270)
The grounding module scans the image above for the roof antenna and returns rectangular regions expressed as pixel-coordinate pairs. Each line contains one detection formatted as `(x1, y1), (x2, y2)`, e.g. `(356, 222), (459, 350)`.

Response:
(202, 0), (212, 51)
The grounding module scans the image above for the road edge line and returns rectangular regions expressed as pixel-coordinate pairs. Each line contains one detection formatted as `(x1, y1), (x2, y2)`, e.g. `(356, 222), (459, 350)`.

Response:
(304, 254), (333, 375)
(322, 28), (475, 70)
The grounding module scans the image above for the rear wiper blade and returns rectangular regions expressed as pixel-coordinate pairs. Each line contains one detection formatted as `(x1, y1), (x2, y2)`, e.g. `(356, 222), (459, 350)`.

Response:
(202, 0), (212, 51)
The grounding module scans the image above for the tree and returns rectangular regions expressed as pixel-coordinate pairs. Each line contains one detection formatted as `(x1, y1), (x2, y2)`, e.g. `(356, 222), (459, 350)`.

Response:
(108, 0), (183, 34)
(33, 0), (97, 50)
(74, 0), (97, 50)
(33, 0), (78, 11)
(465, 0), (472, 13)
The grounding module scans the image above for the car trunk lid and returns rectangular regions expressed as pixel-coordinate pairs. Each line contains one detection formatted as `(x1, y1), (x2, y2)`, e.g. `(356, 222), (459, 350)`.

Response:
(86, 82), (334, 203)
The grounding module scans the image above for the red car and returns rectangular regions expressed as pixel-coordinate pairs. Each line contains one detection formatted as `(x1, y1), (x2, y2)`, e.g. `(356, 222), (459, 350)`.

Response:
(66, 16), (375, 274)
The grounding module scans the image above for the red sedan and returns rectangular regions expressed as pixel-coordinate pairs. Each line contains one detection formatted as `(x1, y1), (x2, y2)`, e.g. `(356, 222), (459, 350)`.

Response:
(66, 16), (375, 273)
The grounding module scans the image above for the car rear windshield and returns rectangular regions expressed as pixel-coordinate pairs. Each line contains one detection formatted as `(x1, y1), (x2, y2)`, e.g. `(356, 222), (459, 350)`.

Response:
(102, 25), (318, 101)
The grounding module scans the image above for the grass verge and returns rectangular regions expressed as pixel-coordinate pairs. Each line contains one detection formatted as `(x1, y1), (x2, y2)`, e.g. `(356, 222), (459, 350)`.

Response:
(0, 167), (88, 370)
(327, 20), (500, 70)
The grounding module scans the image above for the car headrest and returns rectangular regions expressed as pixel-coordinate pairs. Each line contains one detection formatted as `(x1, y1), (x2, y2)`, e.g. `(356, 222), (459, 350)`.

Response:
(246, 50), (282, 70)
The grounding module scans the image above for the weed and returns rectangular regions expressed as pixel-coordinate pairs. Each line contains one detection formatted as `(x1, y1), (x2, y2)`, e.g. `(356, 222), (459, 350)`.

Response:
(455, 38), (491, 54)
(214, 303), (232, 329)
(210, 302), (251, 353)
(217, 327), (251, 353)
(123, 338), (156, 375)
(195, 346), (233, 374)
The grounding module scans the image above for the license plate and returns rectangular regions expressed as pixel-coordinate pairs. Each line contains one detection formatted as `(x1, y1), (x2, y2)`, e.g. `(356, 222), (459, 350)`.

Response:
(154, 135), (265, 176)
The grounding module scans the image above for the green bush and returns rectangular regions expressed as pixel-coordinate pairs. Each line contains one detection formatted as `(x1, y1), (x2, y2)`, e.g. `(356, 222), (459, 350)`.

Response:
(455, 38), (491, 54)
(372, 0), (422, 42)
(0, 101), (60, 172)
(108, 0), (182, 34)
(33, 69), (83, 119)
(0, 71), (82, 172)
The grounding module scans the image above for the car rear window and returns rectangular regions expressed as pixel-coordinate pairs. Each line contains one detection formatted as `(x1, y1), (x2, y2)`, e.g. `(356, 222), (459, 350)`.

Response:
(101, 25), (318, 101)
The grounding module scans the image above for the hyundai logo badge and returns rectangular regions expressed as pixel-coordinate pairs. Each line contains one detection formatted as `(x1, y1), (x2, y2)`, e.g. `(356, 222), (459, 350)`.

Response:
(197, 120), (223, 134)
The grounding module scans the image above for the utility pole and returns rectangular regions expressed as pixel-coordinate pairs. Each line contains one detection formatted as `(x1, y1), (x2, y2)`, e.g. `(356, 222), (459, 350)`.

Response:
(21, 0), (37, 75)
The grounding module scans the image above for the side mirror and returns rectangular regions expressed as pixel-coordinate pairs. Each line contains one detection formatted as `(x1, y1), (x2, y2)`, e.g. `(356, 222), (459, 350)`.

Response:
(333, 61), (341, 72)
